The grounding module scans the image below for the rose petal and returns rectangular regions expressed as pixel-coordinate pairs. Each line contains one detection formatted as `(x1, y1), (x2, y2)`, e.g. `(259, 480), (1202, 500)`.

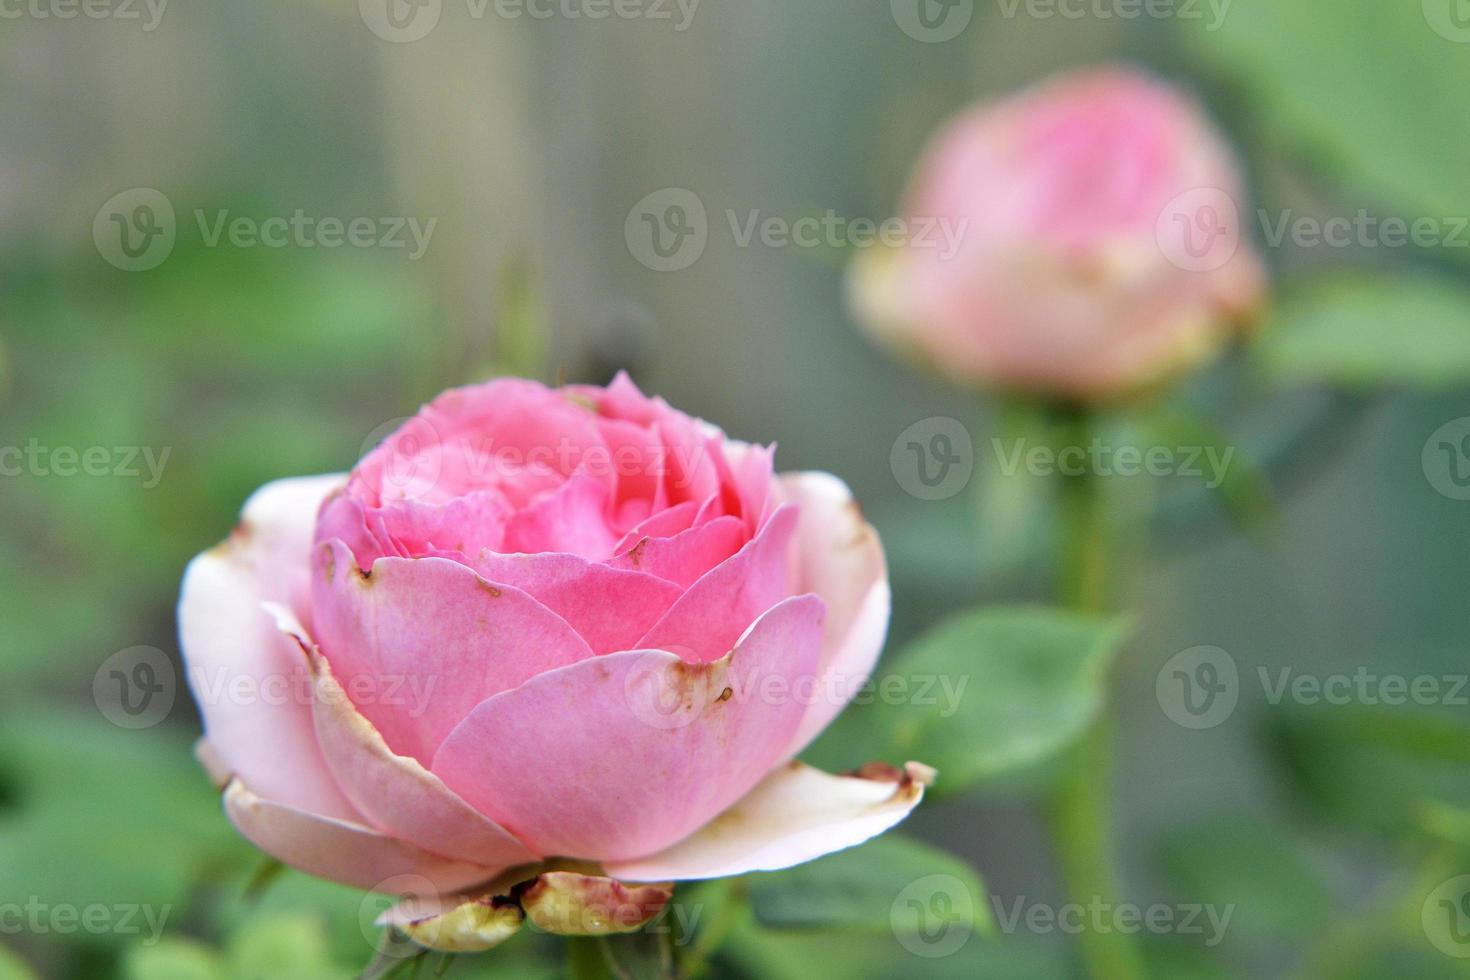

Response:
(311, 540), (594, 764)
(468, 553), (683, 655)
(634, 506), (798, 663)
(178, 474), (357, 819)
(605, 761), (934, 882)
(432, 595), (826, 862)
(222, 780), (499, 895)
(519, 872), (673, 936)
(608, 514), (747, 589)
(775, 472), (891, 757)
(267, 607), (540, 870)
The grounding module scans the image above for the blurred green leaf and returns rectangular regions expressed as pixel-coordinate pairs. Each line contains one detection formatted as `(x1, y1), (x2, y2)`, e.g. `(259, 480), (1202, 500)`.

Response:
(723, 923), (1064, 980)
(1267, 704), (1470, 840)
(0, 707), (251, 929)
(1143, 410), (1277, 535)
(1155, 814), (1330, 941)
(1255, 275), (1470, 389)
(224, 914), (354, 980)
(122, 940), (228, 980)
(0, 945), (39, 980)
(749, 834), (990, 938)
(810, 607), (1130, 796)
(1182, 1), (1470, 223)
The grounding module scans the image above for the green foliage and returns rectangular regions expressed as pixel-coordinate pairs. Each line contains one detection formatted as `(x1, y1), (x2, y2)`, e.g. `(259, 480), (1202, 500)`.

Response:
(0, 946), (39, 980)
(1254, 275), (1470, 389)
(1266, 704), (1470, 841)
(1155, 814), (1330, 941)
(748, 834), (990, 938)
(810, 607), (1130, 797)
(0, 707), (252, 925)
(1182, 0), (1470, 222)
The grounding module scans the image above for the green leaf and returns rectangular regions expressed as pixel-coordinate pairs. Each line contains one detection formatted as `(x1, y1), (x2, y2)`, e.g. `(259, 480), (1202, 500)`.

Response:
(1181, 1), (1470, 224)
(1155, 814), (1330, 941)
(225, 915), (355, 980)
(723, 924), (1065, 980)
(1143, 410), (1277, 534)
(749, 834), (990, 938)
(1255, 275), (1470, 389)
(0, 945), (39, 980)
(0, 707), (253, 931)
(810, 607), (1130, 796)
(1267, 704), (1470, 840)
(122, 940), (229, 980)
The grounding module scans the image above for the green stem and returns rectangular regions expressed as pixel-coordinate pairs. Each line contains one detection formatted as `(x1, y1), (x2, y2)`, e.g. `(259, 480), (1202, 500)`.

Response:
(1043, 406), (1144, 980)
(566, 937), (613, 980)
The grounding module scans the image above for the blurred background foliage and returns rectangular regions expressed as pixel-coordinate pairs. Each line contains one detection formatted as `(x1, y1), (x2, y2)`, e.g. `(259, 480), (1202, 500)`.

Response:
(2, 1), (1470, 977)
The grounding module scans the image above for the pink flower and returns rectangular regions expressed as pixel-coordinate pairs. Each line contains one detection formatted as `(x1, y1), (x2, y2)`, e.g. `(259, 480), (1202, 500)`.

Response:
(179, 374), (928, 943)
(848, 67), (1266, 401)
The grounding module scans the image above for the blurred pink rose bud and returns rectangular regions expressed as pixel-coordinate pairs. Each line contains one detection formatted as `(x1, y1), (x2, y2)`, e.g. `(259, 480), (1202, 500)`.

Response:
(848, 67), (1267, 401)
(179, 373), (929, 949)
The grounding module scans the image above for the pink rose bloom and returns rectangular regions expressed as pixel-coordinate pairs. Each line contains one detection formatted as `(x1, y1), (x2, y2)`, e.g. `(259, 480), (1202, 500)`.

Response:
(848, 67), (1266, 401)
(179, 374), (928, 945)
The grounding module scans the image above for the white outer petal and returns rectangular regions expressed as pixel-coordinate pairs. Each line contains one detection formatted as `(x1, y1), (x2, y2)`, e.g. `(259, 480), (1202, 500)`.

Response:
(776, 472), (891, 758)
(223, 780), (500, 896)
(178, 474), (356, 818)
(604, 761), (932, 882)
